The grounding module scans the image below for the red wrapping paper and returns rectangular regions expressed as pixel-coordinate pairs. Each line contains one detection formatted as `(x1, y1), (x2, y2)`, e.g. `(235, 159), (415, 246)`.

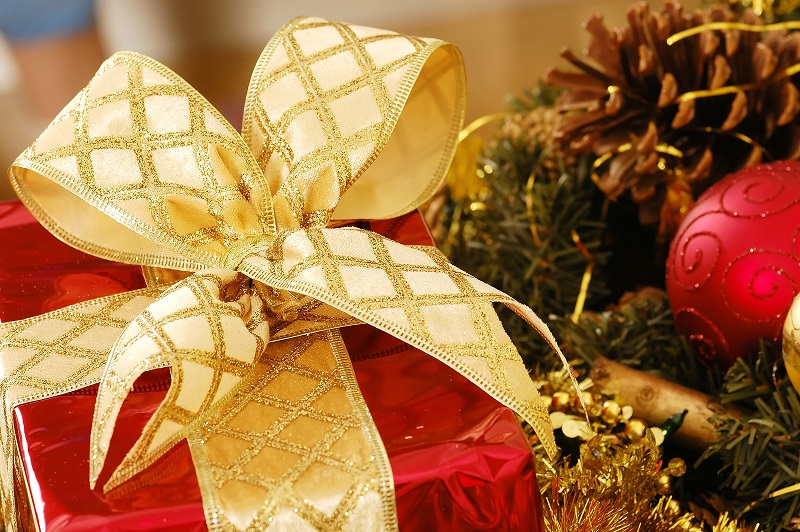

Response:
(1, 200), (544, 531)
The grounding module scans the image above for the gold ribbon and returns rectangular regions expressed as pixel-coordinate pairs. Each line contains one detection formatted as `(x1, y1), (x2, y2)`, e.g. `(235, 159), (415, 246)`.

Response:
(0, 17), (570, 532)
(667, 20), (800, 110)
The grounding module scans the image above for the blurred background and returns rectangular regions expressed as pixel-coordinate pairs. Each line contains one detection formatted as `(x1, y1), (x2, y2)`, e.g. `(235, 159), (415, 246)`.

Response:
(0, 0), (698, 200)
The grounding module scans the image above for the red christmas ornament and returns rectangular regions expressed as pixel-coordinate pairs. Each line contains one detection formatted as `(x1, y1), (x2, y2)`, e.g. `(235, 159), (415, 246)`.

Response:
(666, 162), (800, 368)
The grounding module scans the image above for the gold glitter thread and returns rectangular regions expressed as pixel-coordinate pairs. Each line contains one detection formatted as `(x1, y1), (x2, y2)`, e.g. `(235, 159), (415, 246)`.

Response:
(241, 17), (467, 225)
(1, 16), (568, 532)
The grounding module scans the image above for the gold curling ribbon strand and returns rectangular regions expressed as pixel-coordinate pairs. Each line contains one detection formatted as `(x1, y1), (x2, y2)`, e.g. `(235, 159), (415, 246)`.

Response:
(666, 20), (800, 108)
(443, 112), (510, 250)
(699, 127), (766, 152)
(457, 112), (512, 143)
(737, 481), (800, 518)
(570, 229), (595, 324)
(447, 112), (511, 202)
(447, 113), (586, 422)
(675, 85), (748, 103)
(525, 170), (544, 247)
(590, 142), (631, 186)
(672, 63), (800, 105)
(687, 126), (771, 158)
(591, 142), (684, 185)
(667, 20), (800, 46)
(1, 16), (571, 532)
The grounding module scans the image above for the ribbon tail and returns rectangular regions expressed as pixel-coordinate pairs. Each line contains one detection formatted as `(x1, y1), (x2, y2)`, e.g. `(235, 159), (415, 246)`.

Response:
(0, 289), (159, 530)
(87, 269), (391, 531)
(186, 330), (397, 531)
(242, 226), (562, 458)
(89, 269), (268, 491)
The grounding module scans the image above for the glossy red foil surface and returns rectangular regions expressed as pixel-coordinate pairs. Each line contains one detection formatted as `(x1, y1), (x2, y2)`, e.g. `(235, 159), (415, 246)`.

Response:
(2, 200), (543, 531)
(0, 201), (147, 322)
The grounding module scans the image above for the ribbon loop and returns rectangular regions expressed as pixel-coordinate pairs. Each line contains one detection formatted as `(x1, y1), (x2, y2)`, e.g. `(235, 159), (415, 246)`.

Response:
(243, 17), (466, 226)
(10, 52), (274, 271)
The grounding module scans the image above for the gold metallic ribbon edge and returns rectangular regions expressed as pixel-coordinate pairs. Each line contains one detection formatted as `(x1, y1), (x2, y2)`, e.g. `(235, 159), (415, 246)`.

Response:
(0, 288), (165, 406)
(1, 43), (405, 532)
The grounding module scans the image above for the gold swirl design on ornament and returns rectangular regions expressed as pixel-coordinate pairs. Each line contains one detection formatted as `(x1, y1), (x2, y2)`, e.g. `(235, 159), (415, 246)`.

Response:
(669, 212), (723, 291)
(719, 168), (800, 218)
(722, 251), (800, 324)
(673, 308), (729, 366)
(792, 225), (800, 258)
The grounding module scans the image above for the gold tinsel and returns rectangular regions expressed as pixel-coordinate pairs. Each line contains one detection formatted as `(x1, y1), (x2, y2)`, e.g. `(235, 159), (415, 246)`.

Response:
(546, 0), (800, 224)
(530, 369), (757, 532)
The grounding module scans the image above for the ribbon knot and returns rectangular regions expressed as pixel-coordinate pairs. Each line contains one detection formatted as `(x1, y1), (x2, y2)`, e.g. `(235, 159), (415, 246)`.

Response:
(1, 17), (576, 532)
(221, 234), (276, 271)
(261, 289), (315, 323)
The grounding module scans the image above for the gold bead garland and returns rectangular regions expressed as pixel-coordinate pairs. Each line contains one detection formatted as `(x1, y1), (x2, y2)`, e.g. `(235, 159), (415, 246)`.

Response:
(524, 367), (755, 531)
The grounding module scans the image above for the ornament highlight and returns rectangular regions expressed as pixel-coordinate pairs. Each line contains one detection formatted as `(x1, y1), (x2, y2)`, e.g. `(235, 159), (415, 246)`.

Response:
(783, 293), (800, 393)
(666, 162), (800, 367)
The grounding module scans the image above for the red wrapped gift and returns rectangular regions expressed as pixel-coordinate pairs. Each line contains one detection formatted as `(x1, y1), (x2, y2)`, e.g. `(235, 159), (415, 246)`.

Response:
(2, 200), (544, 531)
(1, 16), (565, 532)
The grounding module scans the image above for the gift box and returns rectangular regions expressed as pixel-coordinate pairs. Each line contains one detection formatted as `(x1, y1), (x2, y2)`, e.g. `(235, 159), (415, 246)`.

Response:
(1, 16), (564, 531)
(2, 200), (544, 531)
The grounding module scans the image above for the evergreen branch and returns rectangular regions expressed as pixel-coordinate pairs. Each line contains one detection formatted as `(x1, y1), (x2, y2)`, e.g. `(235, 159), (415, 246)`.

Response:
(698, 342), (800, 531)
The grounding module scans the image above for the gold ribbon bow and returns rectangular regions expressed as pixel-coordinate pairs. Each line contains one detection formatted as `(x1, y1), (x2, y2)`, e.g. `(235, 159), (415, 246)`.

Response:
(0, 18), (566, 531)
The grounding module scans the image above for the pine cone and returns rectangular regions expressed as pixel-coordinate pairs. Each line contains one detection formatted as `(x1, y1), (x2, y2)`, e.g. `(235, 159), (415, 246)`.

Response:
(497, 106), (577, 180)
(546, 0), (800, 223)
